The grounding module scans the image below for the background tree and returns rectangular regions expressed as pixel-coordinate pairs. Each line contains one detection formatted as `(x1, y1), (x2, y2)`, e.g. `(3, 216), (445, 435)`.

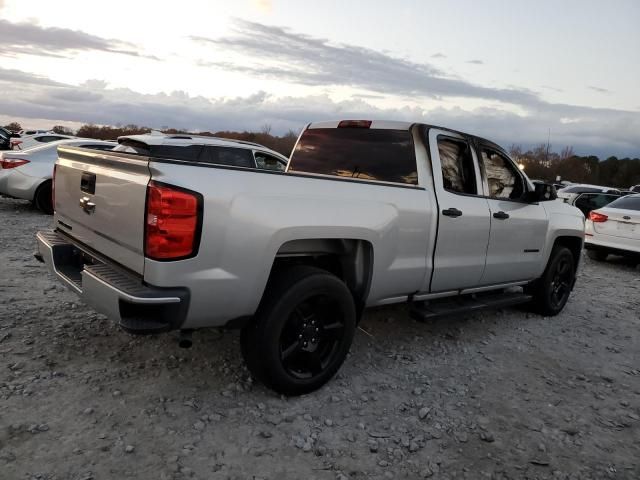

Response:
(3, 122), (22, 132)
(52, 125), (74, 135)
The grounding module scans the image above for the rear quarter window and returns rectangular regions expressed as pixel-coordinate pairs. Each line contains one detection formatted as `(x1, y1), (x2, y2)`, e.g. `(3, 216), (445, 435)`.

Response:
(289, 128), (418, 185)
(607, 196), (640, 211)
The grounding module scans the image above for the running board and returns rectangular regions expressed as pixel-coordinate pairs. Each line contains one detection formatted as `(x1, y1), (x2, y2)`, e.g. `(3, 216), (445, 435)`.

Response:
(410, 292), (532, 322)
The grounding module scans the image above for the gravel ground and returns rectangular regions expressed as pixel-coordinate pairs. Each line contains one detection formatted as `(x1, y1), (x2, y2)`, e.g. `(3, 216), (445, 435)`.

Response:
(1, 196), (639, 480)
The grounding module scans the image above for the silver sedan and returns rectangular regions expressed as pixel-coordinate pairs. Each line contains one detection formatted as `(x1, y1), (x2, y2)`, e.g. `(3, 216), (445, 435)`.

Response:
(0, 138), (115, 213)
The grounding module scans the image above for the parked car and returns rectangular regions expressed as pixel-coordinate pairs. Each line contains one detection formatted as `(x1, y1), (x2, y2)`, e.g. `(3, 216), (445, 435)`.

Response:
(0, 139), (115, 213)
(570, 192), (624, 217)
(0, 127), (20, 150)
(17, 129), (52, 137)
(556, 184), (620, 203)
(630, 185), (640, 193)
(111, 133), (288, 171)
(10, 133), (75, 151)
(584, 194), (640, 261)
(36, 120), (584, 395)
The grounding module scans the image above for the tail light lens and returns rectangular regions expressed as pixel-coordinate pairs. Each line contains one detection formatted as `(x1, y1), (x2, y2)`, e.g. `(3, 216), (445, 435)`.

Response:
(588, 211), (608, 223)
(145, 181), (202, 260)
(0, 158), (30, 169)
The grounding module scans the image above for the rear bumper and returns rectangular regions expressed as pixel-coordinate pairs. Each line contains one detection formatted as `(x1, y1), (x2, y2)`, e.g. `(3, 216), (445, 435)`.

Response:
(36, 229), (190, 333)
(584, 234), (640, 255)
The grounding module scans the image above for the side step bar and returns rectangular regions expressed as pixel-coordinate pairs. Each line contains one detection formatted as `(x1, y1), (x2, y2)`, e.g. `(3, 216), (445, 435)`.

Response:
(410, 291), (532, 322)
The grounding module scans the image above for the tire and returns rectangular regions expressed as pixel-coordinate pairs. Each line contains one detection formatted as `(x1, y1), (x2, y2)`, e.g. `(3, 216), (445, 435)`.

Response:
(34, 181), (53, 214)
(241, 265), (356, 396)
(587, 249), (608, 261)
(528, 246), (575, 316)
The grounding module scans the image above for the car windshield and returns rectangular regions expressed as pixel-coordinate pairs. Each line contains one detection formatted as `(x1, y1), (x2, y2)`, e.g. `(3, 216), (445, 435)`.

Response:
(606, 196), (640, 211)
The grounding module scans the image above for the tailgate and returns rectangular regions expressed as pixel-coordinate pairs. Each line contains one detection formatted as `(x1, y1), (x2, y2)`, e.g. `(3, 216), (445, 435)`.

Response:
(54, 146), (150, 274)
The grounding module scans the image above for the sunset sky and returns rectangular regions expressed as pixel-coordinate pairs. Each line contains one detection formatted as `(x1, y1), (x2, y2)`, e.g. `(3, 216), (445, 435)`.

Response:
(1, 0), (638, 156)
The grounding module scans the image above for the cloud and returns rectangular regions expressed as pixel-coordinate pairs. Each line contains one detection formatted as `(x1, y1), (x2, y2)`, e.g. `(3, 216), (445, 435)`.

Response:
(0, 66), (64, 86)
(0, 19), (151, 58)
(0, 67), (638, 158)
(192, 20), (540, 107)
(588, 85), (611, 94)
(541, 85), (564, 93)
(466, 59), (484, 65)
(431, 53), (447, 59)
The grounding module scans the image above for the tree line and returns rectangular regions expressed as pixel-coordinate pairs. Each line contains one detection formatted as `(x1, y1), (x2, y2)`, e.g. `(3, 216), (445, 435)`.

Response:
(509, 144), (640, 189)
(2, 122), (298, 157)
(3, 121), (639, 186)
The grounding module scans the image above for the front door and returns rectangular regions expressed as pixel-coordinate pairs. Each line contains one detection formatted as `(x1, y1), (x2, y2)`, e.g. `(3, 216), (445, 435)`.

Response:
(476, 145), (549, 284)
(428, 129), (491, 292)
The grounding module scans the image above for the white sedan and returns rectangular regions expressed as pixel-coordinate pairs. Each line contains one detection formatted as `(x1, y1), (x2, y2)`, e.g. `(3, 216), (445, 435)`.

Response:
(585, 194), (640, 261)
(10, 133), (75, 150)
(0, 139), (115, 213)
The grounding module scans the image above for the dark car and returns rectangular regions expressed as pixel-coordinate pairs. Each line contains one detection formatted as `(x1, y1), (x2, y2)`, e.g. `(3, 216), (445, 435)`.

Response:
(0, 127), (19, 150)
(571, 192), (624, 217)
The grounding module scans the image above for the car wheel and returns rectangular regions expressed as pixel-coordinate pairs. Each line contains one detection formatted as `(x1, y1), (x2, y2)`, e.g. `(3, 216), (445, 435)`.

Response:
(34, 181), (53, 214)
(528, 246), (575, 316)
(241, 265), (356, 396)
(587, 249), (608, 261)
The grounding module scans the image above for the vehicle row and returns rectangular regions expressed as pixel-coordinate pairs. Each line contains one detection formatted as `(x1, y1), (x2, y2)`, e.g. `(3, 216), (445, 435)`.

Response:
(0, 133), (288, 213)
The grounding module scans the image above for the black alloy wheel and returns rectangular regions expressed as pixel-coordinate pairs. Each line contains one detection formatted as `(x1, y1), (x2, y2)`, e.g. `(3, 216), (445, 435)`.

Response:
(241, 265), (356, 395)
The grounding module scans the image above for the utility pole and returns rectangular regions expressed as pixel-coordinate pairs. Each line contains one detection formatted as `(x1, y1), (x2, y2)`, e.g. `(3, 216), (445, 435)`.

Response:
(545, 128), (550, 165)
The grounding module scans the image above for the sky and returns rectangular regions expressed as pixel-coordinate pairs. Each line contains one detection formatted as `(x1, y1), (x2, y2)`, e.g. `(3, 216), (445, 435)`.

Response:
(0, 0), (639, 157)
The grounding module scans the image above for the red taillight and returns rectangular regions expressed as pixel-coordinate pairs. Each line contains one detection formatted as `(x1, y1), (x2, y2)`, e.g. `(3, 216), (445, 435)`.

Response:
(338, 120), (372, 128)
(588, 211), (608, 223)
(145, 181), (202, 260)
(10, 140), (22, 150)
(0, 158), (30, 169)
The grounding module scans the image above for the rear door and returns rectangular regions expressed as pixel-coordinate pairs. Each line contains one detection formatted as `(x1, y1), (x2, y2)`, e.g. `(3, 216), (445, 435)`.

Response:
(54, 145), (151, 274)
(428, 129), (491, 292)
(476, 145), (548, 284)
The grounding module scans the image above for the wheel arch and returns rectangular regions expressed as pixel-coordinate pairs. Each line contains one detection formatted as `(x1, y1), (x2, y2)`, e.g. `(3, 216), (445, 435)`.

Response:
(552, 235), (583, 272)
(272, 238), (374, 320)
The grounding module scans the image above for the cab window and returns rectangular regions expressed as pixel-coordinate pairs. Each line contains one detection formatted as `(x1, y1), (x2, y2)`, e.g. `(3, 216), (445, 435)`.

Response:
(437, 137), (477, 195)
(480, 148), (524, 200)
(255, 152), (285, 171)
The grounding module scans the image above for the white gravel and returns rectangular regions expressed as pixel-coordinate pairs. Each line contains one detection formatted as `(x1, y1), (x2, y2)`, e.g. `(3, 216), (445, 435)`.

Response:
(1, 196), (639, 480)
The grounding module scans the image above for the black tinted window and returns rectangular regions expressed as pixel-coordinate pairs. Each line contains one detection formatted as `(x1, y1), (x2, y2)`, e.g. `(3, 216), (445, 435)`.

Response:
(607, 196), (640, 211)
(574, 194), (620, 215)
(437, 137), (477, 194)
(151, 145), (203, 161)
(561, 186), (602, 193)
(289, 128), (417, 185)
(200, 146), (254, 168)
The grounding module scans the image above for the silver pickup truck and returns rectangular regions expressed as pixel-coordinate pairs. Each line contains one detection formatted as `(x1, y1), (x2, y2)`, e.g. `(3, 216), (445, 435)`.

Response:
(36, 120), (584, 395)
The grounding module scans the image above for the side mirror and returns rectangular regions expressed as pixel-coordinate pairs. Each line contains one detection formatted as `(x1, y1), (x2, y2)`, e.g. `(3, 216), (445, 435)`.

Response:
(524, 182), (557, 202)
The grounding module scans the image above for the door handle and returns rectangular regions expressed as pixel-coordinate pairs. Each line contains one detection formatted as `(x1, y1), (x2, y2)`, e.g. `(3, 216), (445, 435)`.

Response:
(493, 211), (509, 220)
(442, 208), (463, 218)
